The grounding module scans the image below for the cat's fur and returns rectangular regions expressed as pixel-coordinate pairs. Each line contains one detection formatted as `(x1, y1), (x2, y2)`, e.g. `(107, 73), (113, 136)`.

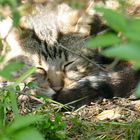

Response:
(0, 2), (140, 108)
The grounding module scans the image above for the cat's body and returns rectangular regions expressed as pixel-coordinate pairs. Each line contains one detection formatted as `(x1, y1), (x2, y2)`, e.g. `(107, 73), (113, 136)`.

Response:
(55, 67), (140, 108)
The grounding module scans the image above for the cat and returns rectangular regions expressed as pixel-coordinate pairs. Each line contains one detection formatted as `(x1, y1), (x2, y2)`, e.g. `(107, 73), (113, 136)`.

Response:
(0, 1), (96, 91)
(0, 1), (140, 109)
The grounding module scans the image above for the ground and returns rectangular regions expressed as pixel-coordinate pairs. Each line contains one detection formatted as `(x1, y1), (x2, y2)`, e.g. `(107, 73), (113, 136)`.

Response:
(17, 92), (140, 140)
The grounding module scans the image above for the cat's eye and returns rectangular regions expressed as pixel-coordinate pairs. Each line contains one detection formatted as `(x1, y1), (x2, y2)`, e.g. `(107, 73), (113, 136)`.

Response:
(63, 61), (74, 70)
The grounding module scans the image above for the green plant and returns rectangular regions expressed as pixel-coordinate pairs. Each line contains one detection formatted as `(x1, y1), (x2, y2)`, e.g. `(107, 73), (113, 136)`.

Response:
(1, 1), (140, 140)
(87, 6), (140, 97)
(0, 63), (45, 140)
(35, 113), (67, 140)
(0, 115), (45, 140)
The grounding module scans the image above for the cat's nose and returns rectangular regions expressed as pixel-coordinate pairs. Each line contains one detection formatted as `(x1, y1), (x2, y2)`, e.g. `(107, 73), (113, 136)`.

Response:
(48, 77), (64, 91)
(47, 69), (64, 91)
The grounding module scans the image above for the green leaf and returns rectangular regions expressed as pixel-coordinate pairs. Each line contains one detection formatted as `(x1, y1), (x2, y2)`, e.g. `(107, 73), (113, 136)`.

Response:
(127, 18), (140, 32)
(125, 31), (140, 43)
(95, 7), (127, 32)
(0, 62), (24, 81)
(0, 38), (3, 50)
(102, 43), (140, 63)
(87, 33), (121, 48)
(7, 115), (43, 133)
(124, 18), (140, 42)
(0, 0), (17, 8)
(135, 82), (140, 98)
(0, 136), (11, 140)
(0, 105), (4, 125)
(55, 131), (66, 139)
(14, 128), (44, 140)
(12, 10), (20, 26)
(8, 88), (19, 119)
(27, 81), (37, 89)
(0, 55), (5, 63)
(13, 66), (36, 87)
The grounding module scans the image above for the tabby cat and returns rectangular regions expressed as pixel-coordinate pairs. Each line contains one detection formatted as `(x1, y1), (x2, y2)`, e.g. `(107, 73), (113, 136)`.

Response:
(0, 1), (140, 108)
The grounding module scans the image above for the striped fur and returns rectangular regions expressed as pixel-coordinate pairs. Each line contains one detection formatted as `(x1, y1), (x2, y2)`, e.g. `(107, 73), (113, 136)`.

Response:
(0, 2), (140, 108)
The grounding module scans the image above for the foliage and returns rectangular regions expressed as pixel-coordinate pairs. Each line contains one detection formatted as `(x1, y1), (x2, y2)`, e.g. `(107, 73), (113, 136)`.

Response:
(35, 113), (67, 140)
(0, 0), (68, 139)
(0, 64), (45, 140)
(1, 0), (140, 140)
(66, 118), (140, 140)
(66, 117), (93, 139)
(87, 6), (140, 97)
(0, 0), (20, 26)
(91, 121), (140, 140)
(0, 115), (44, 140)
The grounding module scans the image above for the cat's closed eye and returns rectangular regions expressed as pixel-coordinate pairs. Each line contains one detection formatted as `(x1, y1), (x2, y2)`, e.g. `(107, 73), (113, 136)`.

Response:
(63, 61), (75, 71)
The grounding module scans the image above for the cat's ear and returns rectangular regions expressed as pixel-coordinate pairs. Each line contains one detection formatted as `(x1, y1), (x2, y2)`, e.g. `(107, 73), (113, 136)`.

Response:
(57, 1), (96, 37)
(19, 1), (96, 35)
(73, 1), (95, 36)
(18, 1), (98, 45)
